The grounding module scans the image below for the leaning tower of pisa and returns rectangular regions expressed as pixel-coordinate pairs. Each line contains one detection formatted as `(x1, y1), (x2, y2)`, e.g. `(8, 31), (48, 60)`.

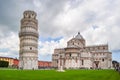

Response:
(19, 10), (38, 69)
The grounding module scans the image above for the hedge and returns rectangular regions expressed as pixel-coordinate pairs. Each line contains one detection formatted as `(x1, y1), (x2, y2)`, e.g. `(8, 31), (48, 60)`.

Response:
(0, 60), (9, 67)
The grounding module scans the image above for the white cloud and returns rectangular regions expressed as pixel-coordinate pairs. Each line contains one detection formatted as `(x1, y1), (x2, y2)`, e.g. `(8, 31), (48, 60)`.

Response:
(53, 0), (120, 51)
(38, 38), (67, 55)
(33, 0), (42, 8)
(0, 0), (120, 61)
(0, 32), (19, 58)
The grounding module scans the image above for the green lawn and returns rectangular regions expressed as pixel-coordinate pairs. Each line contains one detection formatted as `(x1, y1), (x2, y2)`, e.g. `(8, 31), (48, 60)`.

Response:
(0, 69), (120, 80)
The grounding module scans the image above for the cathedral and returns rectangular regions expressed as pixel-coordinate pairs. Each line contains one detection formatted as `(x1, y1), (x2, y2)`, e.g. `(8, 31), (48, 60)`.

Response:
(52, 32), (112, 69)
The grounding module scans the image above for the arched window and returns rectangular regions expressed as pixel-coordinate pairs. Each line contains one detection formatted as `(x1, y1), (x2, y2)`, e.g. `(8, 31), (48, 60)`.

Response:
(70, 53), (71, 57)
(30, 47), (32, 50)
(82, 60), (84, 65)
(102, 59), (104, 62)
(73, 43), (74, 45)
(28, 15), (31, 18)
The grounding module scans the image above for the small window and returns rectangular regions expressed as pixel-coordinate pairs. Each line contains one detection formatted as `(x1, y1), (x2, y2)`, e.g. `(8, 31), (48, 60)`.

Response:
(30, 47), (32, 50)
(103, 47), (105, 49)
(60, 55), (62, 58)
(102, 59), (104, 62)
(28, 15), (31, 18)
(73, 43), (74, 45)
(82, 60), (84, 65)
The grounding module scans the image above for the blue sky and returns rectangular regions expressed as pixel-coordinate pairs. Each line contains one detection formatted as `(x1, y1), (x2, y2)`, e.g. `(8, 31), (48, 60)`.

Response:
(112, 50), (120, 62)
(39, 36), (63, 43)
(0, 0), (120, 62)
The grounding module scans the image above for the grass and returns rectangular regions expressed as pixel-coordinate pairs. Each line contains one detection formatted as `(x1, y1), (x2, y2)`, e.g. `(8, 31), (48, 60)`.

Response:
(0, 69), (120, 80)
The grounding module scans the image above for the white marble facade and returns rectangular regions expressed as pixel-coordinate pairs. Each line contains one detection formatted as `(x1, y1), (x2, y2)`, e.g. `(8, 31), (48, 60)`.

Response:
(52, 32), (112, 69)
(19, 10), (38, 69)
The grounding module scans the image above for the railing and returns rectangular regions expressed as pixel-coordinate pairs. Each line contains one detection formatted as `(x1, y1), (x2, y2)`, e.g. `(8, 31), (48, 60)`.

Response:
(20, 43), (38, 48)
(19, 32), (39, 38)
(21, 18), (38, 25)
(19, 49), (38, 53)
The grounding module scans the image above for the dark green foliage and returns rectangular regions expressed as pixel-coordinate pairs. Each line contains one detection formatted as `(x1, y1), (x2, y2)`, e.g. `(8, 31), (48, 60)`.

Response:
(112, 60), (119, 68)
(0, 61), (9, 67)
(112, 60), (120, 71)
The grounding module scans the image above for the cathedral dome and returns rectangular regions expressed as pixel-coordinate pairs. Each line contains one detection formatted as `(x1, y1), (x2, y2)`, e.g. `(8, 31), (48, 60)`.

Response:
(67, 32), (86, 48)
(75, 32), (84, 39)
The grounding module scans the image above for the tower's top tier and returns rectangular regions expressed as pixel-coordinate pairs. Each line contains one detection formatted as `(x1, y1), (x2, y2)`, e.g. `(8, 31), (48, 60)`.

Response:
(23, 10), (37, 19)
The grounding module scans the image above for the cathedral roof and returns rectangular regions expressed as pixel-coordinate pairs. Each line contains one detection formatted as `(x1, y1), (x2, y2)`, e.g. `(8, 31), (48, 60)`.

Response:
(74, 32), (84, 40)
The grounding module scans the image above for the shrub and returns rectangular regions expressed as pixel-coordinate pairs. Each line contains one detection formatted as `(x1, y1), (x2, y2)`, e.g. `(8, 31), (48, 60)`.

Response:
(0, 60), (9, 67)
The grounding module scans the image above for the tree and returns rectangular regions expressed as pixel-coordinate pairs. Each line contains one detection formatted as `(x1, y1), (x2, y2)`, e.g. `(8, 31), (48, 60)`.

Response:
(0, 61), (9, 67)
(112, 60), (119, 71)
